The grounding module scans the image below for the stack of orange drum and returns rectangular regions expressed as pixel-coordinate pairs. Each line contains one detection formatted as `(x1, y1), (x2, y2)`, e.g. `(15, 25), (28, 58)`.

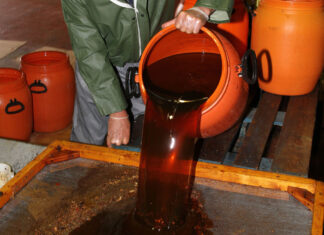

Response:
(0, 51), (75, 141)
(0, 68), (33, 141)
(21, 51), (75, 133)
(251, 0), (324, 95)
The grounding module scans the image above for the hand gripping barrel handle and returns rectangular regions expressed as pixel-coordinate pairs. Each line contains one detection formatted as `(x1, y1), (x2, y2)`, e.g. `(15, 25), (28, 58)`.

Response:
(237, 49), (258, 85)
(29, 80), (47, 94)
(5, 98), (25, 114)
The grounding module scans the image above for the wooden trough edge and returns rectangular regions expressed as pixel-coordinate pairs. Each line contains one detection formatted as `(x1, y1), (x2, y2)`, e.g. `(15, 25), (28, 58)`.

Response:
(0, 140), (323, 234)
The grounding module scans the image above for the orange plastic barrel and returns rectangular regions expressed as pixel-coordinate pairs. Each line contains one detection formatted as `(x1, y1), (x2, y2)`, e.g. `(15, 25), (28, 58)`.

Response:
(0, 68), (33, 141)
(21, 51), (75, 132)
(183, 0), (197, 9)
(251, 0), (324, 95)
(136, 26), (251, 138)
(183, 0), (249, 57)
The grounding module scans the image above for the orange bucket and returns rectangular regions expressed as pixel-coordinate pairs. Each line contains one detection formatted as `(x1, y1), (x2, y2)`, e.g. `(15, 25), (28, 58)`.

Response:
(183, 0), (249, 57)
(0, 68), (33, 141)
(251, 0), (324, 95)
(21, 51), (75, 132)
(136, 26), (255, 138)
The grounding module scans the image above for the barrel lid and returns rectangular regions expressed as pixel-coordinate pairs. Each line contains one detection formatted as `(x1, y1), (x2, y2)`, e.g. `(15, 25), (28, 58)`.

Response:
(0, 68), (26, 93)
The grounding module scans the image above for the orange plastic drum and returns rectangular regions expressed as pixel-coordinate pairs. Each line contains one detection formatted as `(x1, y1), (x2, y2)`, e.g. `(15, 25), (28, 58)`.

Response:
(136, 26), (250, 138)
(0, 68), (33, 141)
(21, 51), (75, 132)
(251, 0), (324, 95)
(183, 0), (249, 57)
(183, 0), (197, 10)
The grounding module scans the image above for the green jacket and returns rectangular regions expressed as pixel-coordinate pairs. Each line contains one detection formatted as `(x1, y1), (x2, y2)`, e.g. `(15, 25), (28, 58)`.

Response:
(61, 0), (233, 116)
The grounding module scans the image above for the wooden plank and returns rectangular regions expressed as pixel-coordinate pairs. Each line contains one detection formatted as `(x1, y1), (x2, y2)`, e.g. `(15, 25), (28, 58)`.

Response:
(262, 126), (282, 159)
(312, 181), (324, 235)
(198, 122), (241, 163)
(287, 186), (314, 212)
(272, 85), (319, 176)
(54, 140), (141, 168)
(195, 161), (316, 194)
(44, 149), (80, 165)
(234, 92), (282, 168)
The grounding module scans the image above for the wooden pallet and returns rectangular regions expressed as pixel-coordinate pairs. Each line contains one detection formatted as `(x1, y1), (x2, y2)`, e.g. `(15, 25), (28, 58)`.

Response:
(0, 140), (323, 234)
(198, 85), (319, 177)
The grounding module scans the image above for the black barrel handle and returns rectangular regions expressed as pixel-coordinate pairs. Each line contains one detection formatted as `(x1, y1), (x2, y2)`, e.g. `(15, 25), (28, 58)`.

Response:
(237, 49), (258, 85)
(29, 80), (47, 94)
(125, 67), (141, 99)
(5, 98), (25, 114)
(243, 0), (257, 17)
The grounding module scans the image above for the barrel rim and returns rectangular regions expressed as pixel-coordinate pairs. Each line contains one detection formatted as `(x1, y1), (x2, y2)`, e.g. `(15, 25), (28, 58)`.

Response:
(138, 25), (229, 115)
(0, 68), (26, 92)
(21, 50), (70, 71)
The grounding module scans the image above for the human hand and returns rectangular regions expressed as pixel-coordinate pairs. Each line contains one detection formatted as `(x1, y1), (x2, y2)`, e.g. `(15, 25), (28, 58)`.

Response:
(106, 110), (130, 148)
(162, 6), (213, 34)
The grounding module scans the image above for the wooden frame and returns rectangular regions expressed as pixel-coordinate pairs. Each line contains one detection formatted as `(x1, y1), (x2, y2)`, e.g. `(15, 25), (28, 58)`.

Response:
(0, 140), (323, 234)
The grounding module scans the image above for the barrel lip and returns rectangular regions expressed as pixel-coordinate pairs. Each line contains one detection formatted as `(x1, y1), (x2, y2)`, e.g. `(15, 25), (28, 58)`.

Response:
(0, 68), (26, 93)
(260, 0), (324, 8)
(138, 25), (229, 113)
(199, 27), (229, 114)
(21, 50), (70, 72)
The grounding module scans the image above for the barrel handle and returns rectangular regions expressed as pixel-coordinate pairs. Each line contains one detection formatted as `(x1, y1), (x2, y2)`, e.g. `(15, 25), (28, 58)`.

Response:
(125, 67), (141, 98)
(5, 98), (25, 114)
(244, 0), (257, 17)
(29, 80), (47, 94)
(237, 49), (258, 85)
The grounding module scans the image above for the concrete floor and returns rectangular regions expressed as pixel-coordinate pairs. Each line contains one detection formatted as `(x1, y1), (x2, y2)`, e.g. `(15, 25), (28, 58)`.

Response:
(0, 0), (323, 180)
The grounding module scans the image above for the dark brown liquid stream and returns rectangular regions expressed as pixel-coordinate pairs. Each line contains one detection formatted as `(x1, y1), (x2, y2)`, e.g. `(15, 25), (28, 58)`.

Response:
(70, 53), (222, 235)
(126, 53), (222, 234)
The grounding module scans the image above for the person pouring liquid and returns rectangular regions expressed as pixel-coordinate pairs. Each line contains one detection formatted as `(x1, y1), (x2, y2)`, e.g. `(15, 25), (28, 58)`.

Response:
(61, 0), (233, 148)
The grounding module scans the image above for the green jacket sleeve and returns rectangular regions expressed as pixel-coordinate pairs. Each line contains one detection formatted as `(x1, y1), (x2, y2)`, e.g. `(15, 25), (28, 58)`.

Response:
(61, 0), (128, 116)
(195, 0), (234, 23)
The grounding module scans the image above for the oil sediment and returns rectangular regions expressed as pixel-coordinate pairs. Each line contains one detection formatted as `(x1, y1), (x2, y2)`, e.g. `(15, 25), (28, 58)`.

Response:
(70, 192), (212, 235)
